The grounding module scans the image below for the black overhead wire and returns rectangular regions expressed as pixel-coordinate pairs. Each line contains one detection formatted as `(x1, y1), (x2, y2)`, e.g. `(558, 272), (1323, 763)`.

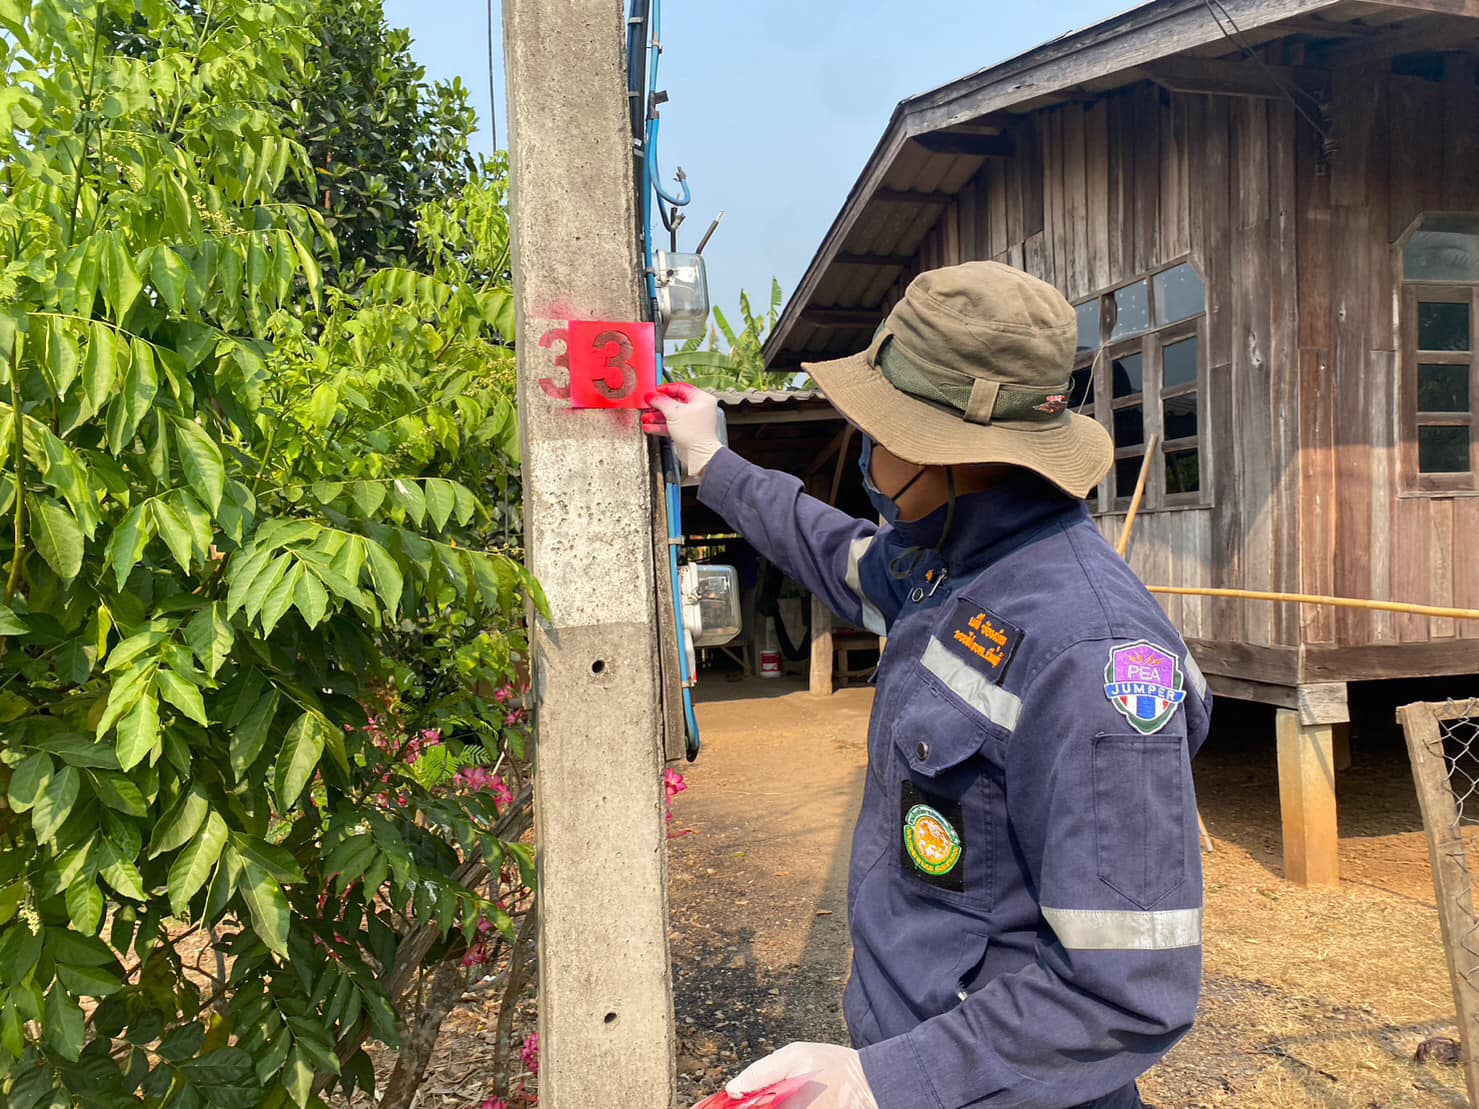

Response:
(1200, 0), (1334, 149)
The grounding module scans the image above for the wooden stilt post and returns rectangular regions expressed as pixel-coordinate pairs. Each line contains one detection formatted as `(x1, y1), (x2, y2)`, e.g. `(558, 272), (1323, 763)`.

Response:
(504, 1), (676, 1103)
(1275, 706), (1341, 887)
(1332, 722), (1353, 772)
(810, 593), (834, 697)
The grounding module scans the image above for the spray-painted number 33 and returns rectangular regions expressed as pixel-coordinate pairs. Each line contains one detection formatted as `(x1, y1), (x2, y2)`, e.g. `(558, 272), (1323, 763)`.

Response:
(540, 320), (657, 410)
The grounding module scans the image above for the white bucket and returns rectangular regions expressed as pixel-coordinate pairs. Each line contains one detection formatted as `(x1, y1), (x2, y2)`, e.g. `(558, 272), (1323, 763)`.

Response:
(759, 649), (782, 678)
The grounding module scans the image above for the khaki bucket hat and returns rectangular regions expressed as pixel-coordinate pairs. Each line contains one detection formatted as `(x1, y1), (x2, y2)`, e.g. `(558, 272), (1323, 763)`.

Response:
(803, 261), (1112, 499)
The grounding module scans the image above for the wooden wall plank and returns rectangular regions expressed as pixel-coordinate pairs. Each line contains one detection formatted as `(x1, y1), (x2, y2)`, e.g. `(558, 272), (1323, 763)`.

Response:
(1295, 83), (1337, 646)
(957, 177), (977, 265)
(1022, 112), (1045, 239)
(1085, 96), (1111, 294)
(1364, 73), (1397, 644)
(942, 201), (962, 267)
(1160, 92), (1190, 260)
(1208, 359), (1243, 638)
(1392, 497), (1433, 642)
(1133, 84), (1161, 275)
(986, 160), (1007, 260)
(1064, 103), (1090, 301)
(1388, 74), (1442, 241)
(1269, 98), (1301, 646)
(1108, 90), (1133, 284)
(1456, 499), (1479, 640)
(1432, 497), (1456, 640)
(1329, 65), (1383, 647)
(1444, 56), (1479, 212)
(1203, 98), (1233, 371)
(1046, 108), (1067, 291)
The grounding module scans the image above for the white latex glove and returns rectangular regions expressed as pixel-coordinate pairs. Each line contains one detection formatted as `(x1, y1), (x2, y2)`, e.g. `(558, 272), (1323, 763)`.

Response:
(641, 382), (723, 477)
(725, 1042), (878, 1109)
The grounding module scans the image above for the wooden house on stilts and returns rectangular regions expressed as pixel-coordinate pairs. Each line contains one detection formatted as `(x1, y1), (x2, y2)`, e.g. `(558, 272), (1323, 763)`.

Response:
(761, 0), (1479, 885)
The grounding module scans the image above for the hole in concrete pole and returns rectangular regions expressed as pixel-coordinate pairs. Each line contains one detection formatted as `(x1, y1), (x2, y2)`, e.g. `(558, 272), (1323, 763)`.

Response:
(591, 659), (606, 675)
(604, 1011), (618, 1025)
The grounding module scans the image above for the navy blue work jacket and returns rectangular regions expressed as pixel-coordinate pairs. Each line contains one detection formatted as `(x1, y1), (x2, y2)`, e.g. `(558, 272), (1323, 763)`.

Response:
(698, 448), (1211, 1109)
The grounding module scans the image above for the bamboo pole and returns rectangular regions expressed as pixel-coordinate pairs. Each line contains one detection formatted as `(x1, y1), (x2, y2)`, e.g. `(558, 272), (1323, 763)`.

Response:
(1116, 434), (1159, 558)
(1147, 586), (1479, 622)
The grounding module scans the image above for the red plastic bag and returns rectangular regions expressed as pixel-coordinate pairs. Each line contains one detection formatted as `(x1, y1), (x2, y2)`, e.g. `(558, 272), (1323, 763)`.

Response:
(692, 1075), (817, 1108)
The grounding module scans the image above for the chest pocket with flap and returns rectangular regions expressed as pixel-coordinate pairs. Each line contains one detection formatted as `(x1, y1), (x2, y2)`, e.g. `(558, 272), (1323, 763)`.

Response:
(887, 665), (1000, 909)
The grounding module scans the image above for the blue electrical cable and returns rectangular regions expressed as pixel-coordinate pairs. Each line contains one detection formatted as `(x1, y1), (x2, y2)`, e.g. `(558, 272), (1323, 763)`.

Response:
(631, 0), (702, 759)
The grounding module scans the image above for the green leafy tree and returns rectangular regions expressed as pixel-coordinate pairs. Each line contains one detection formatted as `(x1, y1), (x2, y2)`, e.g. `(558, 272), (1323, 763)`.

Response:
(285, 0), (483, 281)
(665, 279), (805, 391)
(0, 1), (532, 1104)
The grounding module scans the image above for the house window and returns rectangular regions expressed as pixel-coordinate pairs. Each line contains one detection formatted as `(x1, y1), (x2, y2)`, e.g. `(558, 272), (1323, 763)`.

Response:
(1402, 214), (1479, 492)
(1074, 261), (1207, 510)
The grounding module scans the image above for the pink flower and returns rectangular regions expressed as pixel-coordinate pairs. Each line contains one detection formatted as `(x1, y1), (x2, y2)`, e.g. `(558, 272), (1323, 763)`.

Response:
(494, 685), (515, 704)
(455, 765), (492, 791)
(477, 917), (494, 934)
(491, 777), (515, 810)
(664, 767), (687, 801)
(421, 728), (442, 744)
(462, 942), (488, 968)
(520, 1032), (540, 1074)
(504, 708), (526, 727)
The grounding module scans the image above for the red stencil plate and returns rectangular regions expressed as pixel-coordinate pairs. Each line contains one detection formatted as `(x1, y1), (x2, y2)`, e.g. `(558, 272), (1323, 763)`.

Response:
(566, 320), (656, 409)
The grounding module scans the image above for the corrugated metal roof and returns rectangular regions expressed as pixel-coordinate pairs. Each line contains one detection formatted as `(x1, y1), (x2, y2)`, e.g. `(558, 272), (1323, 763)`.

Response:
(713, 389), (827, 406)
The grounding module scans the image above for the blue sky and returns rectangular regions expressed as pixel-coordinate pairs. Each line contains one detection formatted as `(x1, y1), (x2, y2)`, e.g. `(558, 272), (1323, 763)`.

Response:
(384, 0), (1132, 324)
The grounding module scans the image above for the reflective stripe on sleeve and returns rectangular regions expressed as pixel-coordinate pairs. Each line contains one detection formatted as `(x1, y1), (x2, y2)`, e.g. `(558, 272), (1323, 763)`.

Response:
(920, 638), (1022, 732)
(1042, 906), (1203, 951)
(1184, 649), (1207, 699)
(845, 535), (887, 635)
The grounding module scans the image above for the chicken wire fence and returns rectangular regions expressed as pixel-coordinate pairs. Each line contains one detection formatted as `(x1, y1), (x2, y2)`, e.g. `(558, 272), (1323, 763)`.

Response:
(1400, 698), (1479, 1105)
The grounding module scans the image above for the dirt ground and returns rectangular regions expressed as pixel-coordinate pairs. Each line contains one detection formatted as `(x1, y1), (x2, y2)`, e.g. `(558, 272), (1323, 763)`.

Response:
(669, 674), (1470, 1108)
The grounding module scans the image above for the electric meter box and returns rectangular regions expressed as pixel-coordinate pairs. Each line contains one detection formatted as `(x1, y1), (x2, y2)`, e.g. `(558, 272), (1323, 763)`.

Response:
(654, 250), (710, 341)
(679, 563), (742, 648)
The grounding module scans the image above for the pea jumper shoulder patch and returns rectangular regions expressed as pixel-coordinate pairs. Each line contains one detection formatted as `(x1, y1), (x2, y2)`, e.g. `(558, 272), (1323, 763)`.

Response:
(899, 781), (966, 891)
(942, 599), (1023, 684)
(1103, 640), (1187, 735)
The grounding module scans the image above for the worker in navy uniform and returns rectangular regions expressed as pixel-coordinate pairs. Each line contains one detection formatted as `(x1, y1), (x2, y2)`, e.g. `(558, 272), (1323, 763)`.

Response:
(644, 262), (1210, 1109)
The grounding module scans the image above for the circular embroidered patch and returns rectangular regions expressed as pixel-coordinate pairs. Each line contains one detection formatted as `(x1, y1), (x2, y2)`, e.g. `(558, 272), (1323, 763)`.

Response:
(903, 803), (962, 877)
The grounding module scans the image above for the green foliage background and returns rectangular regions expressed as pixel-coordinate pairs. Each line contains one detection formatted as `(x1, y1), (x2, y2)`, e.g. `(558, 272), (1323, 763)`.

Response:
(0, 1), (533, 1104)
(664, 279), (807, 392)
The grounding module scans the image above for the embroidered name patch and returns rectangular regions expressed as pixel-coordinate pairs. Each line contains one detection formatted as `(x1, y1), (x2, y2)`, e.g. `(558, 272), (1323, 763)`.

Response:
(900, 782), (966, 891)
(942, 599), (1023, 684)
(1103, 640), (1187, 735)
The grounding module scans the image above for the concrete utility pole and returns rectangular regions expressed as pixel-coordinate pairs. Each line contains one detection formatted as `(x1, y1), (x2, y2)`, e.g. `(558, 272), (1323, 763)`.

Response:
(503, 1), (676, 1104)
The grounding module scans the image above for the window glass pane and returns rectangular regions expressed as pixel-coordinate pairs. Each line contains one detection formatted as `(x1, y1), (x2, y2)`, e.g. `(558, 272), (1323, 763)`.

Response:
(1163, 393), (1198, 440)
(1162, 336), (1199, 389)
(1153, 263), (1206, 325)
(1115, 455), (1144, 497)
(1418, 425), (1471, 473)
(1110, 352), (1144, 398)
(1404, 214), (1479, 282)
(1418, 301), (1471, 352)
(1070, 365), (1095, 411)
(1165, 449), (1200, 495)
(1418, 363), (1471, 412)
(1111, 281), (1150, 339)
(1076, 301), (1101, 353)
(1113, 405), (1144, 447)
